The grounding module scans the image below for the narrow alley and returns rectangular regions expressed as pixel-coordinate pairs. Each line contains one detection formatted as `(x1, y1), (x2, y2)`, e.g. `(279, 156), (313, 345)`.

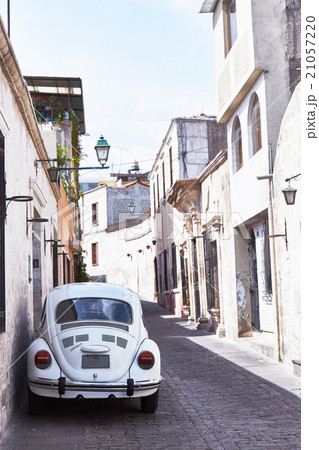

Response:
(0, 299), (301, 450)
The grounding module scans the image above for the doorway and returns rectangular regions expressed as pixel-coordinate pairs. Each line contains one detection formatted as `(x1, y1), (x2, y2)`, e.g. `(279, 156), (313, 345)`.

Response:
(248, 232), (260, 331)
(32, 219), (42, 330)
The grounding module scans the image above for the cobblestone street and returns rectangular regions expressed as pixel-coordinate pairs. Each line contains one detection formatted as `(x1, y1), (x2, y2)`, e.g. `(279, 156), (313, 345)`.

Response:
(0, 299), (301, 450)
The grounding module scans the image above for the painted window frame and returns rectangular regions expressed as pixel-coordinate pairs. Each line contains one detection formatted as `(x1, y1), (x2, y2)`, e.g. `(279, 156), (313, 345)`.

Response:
(248, 93), (262, 157)
(232, 116), (243, 172)
(91, 242), (98, 266)
(162, 161), (166, 199)
(223, 0), (238, 57)
(171, 242), (177, 289)
(169, 147), (173, 187)
(92, 202), (98, 226)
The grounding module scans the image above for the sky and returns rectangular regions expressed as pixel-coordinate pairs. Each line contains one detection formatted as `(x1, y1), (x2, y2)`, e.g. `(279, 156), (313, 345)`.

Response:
(2, 0), (217, 182)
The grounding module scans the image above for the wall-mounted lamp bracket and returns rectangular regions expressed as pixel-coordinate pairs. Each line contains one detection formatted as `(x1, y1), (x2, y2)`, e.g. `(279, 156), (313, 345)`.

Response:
(285, 173), (301, 183)
(5, 195), (33, 218)
(27, 217), (49, 233)
(268, 234), (288, 250)
(257, 174), (273, 180)
(44, 239), (59, 246)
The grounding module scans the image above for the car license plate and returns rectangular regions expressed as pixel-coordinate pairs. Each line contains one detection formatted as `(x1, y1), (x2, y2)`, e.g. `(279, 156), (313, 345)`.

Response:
(82, 355), (110, 369)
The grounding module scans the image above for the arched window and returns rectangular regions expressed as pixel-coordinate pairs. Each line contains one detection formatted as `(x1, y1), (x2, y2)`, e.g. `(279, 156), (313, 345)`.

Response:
(232, 116), (243, 172)
(249, 94), (262, 156)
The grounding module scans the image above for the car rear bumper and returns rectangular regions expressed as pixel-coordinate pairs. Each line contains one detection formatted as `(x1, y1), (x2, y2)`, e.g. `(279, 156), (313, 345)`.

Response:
(29, 377), (161, 399)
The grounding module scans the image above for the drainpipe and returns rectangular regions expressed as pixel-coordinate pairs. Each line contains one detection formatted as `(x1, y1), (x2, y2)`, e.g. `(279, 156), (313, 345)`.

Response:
(268, 143), (281, 362)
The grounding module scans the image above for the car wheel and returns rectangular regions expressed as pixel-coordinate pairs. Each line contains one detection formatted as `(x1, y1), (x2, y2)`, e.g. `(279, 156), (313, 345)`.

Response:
(28, 388), (44, 415)
(141, 389), (159, 413)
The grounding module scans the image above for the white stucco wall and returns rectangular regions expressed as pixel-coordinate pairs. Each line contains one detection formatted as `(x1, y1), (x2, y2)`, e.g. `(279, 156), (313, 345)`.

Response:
(272, 83), (301, 366)
(81, 183), (154, 298)
(227, 76), (269, 224)
(0, 28), (59, 436)
(201, 155), (238, 340)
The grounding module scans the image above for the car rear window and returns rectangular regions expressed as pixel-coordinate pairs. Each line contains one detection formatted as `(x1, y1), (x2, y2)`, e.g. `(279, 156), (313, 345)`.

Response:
(56, 298), (132, 324)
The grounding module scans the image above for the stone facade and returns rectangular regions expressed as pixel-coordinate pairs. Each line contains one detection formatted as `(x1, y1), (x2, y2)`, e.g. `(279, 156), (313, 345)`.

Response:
(150, 117), (227, 318)
(0, 18), (60, 437)
(81, 181), (154, 297)
(195, 0), (301, 363)
(272, 84), (301, 365)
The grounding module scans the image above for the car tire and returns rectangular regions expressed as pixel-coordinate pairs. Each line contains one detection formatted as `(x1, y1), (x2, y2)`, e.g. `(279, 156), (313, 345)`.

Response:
(141, 389), (159, 413)
(28, 388), (44, 415)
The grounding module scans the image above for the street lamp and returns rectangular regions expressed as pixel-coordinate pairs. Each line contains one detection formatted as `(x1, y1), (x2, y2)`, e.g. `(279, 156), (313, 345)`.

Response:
(282, 186), (297, 206)
(283, 173), (301, 205)
(37, 135), (111, 183)
(128, 201), (135, 215)
(94, 135), (110, 167)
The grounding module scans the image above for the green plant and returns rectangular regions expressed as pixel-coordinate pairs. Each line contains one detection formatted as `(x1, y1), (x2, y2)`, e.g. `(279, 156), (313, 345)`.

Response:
(57, 145), (84, 202)
(78, 258), (90, 282)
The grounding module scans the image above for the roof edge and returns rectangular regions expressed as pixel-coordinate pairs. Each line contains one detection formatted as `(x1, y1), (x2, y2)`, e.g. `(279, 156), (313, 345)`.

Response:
(199, 0), (218, 13)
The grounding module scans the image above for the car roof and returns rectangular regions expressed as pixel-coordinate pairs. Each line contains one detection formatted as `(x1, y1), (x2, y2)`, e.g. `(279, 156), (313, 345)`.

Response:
(47, 283), (140, 307)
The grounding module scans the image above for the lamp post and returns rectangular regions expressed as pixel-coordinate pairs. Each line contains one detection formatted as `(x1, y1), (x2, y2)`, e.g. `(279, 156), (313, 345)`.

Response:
(37, 135), (111, 183)
(94, 135), (110, 167)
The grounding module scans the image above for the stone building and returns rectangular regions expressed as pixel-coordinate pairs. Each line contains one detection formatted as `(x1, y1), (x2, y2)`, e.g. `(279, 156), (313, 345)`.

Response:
(25, 76), (86, 287)
(0, 18), (60, 436)
(81, 179), (154, 297)
(197, 0), (301, 363)
(150, 116), (227, 317)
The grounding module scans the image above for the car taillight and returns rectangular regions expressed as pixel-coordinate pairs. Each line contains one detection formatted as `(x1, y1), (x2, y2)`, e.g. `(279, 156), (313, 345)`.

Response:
(34, 350), (51, 369)
(138, 351), (155, 369)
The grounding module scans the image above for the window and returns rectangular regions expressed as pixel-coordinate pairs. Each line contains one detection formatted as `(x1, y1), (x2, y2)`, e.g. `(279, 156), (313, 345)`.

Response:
(163, 249), (168, 291)
(0, 131), (5, 332)
(224, 0), (237, 56)
(263, 220), (272, 294)
(249, 94), (262, 156)
(154, 257), (159, 293)
(153, 183), (156, 214)
(169, 147), (173, 186)
(162, 162), (166, 199)
(171, 243), (177, 289)
(53, 229), (58, 287)
(232, 116), (243, 172)
(92, 203), (98, 226)
(56, 298), (132, 324)
(156, 173), (160, 209)
(204, 237), (220, 310)
(92, 243), (98, 266)
(63, 253), (71, 284)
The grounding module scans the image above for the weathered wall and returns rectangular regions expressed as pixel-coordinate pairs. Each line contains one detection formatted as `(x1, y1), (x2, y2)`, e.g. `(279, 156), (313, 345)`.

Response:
(200, 153), (238, 340)
(272, 83), (301, 366)
(106, 182), (150, 230)
(0, 21), (58, 437)
(81, 183), (154, 298)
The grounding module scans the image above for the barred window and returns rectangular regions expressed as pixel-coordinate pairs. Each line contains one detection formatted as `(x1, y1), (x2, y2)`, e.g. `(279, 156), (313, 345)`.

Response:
(171, 243), (177, 289)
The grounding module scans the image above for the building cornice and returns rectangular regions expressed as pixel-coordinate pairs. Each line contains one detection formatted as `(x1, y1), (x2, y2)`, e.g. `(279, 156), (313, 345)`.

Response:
(197, 149), (228, 183)
(166, 178), (201, 214)
(0, 17), (60, 200)
(199, 0), (218, 14)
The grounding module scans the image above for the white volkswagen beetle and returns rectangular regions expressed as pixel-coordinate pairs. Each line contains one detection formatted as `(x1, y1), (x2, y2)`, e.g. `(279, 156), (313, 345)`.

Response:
(27, 283), (161, 414)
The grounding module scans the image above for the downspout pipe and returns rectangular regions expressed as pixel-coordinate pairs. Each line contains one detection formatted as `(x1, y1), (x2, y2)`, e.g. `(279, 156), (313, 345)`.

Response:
(267, 143), (281, 362)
